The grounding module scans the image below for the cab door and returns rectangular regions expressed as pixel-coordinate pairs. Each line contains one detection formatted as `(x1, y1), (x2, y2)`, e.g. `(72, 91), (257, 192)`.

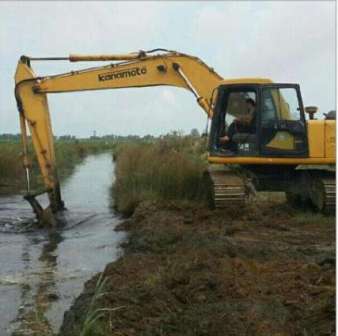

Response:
(258, 84), (308, 157)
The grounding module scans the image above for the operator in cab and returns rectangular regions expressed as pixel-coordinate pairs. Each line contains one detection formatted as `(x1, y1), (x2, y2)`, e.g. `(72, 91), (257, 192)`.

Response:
(219, 98), (256, 155)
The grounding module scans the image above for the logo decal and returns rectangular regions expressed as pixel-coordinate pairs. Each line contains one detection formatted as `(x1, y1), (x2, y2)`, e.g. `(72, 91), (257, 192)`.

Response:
(98, 67), (147, 82)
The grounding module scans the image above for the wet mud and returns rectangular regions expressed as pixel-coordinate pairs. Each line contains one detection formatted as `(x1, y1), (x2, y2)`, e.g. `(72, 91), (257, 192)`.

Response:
(60, 196), (335, 336)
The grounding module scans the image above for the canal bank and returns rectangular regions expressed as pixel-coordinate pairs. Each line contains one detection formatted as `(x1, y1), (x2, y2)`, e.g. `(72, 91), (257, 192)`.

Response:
(59, 197), (335, 336)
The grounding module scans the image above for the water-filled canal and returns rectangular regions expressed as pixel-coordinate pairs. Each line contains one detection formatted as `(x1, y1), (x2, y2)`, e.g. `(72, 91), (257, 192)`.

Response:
(0, 153), (124, 335)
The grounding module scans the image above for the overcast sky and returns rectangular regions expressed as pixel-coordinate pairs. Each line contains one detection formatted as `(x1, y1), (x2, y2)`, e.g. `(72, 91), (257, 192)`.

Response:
(0, 1), (335, 137)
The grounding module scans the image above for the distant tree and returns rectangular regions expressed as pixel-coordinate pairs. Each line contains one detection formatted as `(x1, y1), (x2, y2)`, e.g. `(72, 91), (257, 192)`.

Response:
(190, 128), (200, 137)
(167, 130), (184, 137)
(59, 135), (77, 142)
(143, 134), (154, 142)
(0, 133), (21, 142)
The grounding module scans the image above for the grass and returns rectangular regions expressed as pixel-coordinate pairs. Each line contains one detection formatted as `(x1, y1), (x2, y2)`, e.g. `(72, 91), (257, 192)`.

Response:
(113, 134), (208, 215)
(0, 139), (116, 193)
(0, 143), (24, 185)
(80, 273), (108, 336)
(78, 272), (125, 336)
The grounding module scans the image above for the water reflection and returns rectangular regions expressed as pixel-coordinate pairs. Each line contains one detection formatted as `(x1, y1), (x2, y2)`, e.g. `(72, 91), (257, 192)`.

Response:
(12, 230), (61, 335)
(0, 153), (124, 335)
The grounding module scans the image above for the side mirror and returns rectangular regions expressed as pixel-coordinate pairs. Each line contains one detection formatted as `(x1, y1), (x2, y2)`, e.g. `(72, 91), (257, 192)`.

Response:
(305, 106), (318, 120)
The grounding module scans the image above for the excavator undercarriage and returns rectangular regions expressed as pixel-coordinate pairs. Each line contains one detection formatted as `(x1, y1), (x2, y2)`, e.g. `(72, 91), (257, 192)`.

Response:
(205, 168), (248, 209)
(287, 169), (336, 214)
(206, 165), (336, 214)
(311, 175), (336, 213)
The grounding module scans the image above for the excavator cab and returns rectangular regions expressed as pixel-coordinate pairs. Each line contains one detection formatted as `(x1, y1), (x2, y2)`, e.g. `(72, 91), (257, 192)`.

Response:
(209, 83), (308, 158)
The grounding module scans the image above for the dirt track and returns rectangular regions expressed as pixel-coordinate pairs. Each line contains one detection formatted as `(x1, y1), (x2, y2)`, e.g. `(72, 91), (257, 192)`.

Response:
(59, 194), (335, 336)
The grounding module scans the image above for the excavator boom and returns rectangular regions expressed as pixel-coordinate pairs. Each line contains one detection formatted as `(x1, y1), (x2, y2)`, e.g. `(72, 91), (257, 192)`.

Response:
(14, 49), (223, 219)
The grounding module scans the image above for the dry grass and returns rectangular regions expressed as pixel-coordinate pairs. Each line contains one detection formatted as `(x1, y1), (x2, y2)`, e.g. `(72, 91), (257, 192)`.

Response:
(0, 143), (23, 184)
(0, 140), (115, 193)
(113, 135), (208, 215)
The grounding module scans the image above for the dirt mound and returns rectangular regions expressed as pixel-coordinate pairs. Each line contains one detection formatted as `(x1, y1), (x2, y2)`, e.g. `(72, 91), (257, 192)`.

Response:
(59, 195), (335, 336)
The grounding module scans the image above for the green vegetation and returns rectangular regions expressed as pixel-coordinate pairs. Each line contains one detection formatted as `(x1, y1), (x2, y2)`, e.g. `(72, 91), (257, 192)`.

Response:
(0, 142), (24, 187)
(79, 274), (108, 336)
(113, 134), (208, 215)
(0, 139), (116, 194)
(0, 131), (205, 197)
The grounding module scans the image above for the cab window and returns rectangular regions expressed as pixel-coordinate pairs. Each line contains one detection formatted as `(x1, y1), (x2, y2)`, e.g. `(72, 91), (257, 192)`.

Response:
(262, 87), (301, 122)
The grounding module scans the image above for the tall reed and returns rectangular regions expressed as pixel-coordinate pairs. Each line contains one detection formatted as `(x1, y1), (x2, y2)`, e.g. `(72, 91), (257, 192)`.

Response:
(113, 135), (207, 215)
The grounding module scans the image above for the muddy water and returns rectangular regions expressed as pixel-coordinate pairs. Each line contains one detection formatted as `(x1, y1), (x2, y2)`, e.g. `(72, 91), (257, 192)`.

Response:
(0, 153), (124, 335)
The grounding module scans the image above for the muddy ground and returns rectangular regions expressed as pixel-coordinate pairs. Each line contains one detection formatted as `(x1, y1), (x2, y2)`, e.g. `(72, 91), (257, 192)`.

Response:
(59, 194), (335, 336)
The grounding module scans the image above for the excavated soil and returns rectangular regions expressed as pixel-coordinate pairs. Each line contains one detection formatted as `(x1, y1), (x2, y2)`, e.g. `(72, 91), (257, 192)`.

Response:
(59, 194), (335, 336)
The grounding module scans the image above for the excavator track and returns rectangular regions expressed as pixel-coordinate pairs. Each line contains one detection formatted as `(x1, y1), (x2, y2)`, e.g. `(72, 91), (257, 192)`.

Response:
(205, 169), (247, 209)
(310, 175), (336, 214)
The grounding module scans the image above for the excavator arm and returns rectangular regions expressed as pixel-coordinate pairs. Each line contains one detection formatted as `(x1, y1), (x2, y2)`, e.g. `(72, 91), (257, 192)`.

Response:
(14, 49), (223, 219)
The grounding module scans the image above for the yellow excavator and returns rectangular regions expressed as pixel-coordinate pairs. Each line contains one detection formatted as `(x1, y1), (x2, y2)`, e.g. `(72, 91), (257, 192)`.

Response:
(14, 49), (336, 222)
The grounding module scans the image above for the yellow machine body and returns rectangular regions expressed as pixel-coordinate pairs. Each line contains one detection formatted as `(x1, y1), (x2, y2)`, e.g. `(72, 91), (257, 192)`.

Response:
(307, 120), (336, 158)
(13, 50), (336, 219)
(209, 120), (336, 165)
